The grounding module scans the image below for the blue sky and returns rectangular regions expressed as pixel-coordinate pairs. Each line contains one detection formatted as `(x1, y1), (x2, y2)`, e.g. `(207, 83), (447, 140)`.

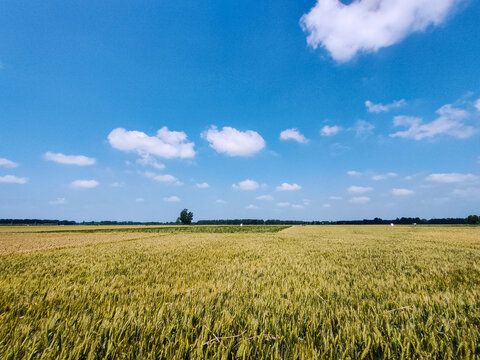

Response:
(1, 0), (479, 222)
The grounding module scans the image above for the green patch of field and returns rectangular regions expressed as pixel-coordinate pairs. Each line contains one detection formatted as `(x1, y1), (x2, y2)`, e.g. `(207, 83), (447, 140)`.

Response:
(0, 225), (479, 359)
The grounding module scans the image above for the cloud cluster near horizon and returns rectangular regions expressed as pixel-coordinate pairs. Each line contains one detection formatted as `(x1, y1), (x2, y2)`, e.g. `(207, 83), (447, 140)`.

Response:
(301, 0), (461, 62)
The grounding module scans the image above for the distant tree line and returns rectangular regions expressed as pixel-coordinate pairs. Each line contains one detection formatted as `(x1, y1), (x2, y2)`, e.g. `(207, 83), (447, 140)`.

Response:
(466, 215), (480, 225)
(0, 219), (173, 226)
(0, 216), (477, 226)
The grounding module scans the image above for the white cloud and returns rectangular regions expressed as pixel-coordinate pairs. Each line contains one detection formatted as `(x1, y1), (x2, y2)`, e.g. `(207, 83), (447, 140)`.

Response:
(216, 199), (227, 204)
(348, 185), (373, 194)
(347, 170), (361, 176)
(164, 196), (180, 202)
(0, 158), (19, 168)
(276, 202), (290, 207)
(390, 104), (475, 140)
(202, 126), (265, 157)
(276, 183), (302, 191)
(303, 199), (311, 206)
(246, 204), (259, 209)
(292, 204), (305, 209)
(329, 196), (342, 200)
(135, 197), (145, 202)
(256, 194), (274, 201)
(49, 197), (66, 205)
(349, 196), (371, 204)
(372, 172), (397, 181)
(108, 127), (195, 159)
(365, 99), (406, 113)
(321, 125), (341, 136)
(475, 99), (480, 112)
(232, 179), (259, 190)
(392, 188), (414, 196)
(426, 173), (478, 183)
(323, 203), (332, 208)
(136, 155), (165, 170)
(300, 0), (460, 62)
(279, 128), (308, 143)
(0, 175), (28, 184)
(44, 152), (96, 166)
(196, 182), (209, 189)
(144, 171), (182, 185)
(352, 120), (375, 138)
(71, 180), (99, 189)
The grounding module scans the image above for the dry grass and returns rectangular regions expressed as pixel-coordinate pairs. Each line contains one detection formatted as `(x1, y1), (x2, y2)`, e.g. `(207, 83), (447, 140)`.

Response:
(0, 231), (161, 255)
(1, 225), (479, 359)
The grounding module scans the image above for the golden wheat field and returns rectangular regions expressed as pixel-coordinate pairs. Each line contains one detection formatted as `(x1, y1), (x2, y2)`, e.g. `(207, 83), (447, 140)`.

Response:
(1, 225), (479, 359)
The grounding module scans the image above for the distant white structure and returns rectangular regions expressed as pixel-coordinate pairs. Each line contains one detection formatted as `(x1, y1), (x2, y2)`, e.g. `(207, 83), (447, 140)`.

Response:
(240, 223), (243, 227)
(390, 223), (395, 227)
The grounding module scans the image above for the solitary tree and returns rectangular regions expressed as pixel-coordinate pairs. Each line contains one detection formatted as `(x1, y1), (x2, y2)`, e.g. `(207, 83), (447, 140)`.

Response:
(177, 208), (194, 225)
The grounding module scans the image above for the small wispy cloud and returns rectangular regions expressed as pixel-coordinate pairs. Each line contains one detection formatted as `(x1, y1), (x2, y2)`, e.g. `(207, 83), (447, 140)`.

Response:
(0, 158), (19, 168)
(352, 120), (375, 138)
(372, 172), (397, 181)
(71, 180), (99, 189)
(347, 170), (361, 176)
(246, 204), (259, 209)
(136, 154), (165, 170)
(44, 152), (96, 166)
(196, 182), (209, 189)
(276, 183), (302, 191)
(164, 196), (180, 202)
(144, 171), (183, 185)
(390, 105), (475, 140)
(475, 99), (480, 112)
(0, 175), (28, 184)
(232, 179), (259, 191)
(349, 197), (370, 204)
(348, 186), (373, 194)
(135, 197), (145, 202)
(321, 125), (341, 136)
(256, 194), (274, 201)
(392, 188), (414, 196)
(279, 128), (308, 143)
(426, 173), (478, 183)
(452, 188), (480, 197)
(49, 197), (67, 205)
(111, 182), (126, 187)
(329, 196), (342, 200)
(365, 99), (406, 113)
